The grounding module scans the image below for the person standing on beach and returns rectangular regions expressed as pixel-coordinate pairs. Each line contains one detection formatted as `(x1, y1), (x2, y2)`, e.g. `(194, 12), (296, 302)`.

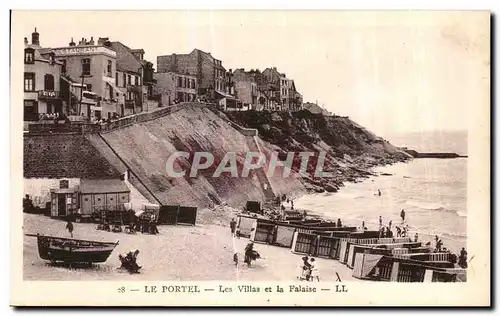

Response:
(230, 218), (237, 237)
(388, 220), (392, 230)
(65, 218), (74, 238)
(400, 209), (406, 222)
(379, 216), (383, 229)
(414, 233), (419, 242)
(337, 218), (342, 228)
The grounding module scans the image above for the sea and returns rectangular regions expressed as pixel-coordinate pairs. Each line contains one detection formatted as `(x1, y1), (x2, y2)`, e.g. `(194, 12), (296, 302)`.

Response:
(294, 130), (468, 254)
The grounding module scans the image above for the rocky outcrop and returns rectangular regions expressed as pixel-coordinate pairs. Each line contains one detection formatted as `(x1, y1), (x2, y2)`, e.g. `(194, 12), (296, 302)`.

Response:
(224, 109), (412, 194)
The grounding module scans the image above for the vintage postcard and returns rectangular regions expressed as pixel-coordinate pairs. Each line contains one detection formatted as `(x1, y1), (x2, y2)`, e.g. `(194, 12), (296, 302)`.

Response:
(10, 10), (490, 306)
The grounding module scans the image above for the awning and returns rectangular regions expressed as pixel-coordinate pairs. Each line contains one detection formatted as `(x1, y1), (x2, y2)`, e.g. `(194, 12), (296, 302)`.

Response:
(106, 81), (126, 95)
(215, 90), (237, 100)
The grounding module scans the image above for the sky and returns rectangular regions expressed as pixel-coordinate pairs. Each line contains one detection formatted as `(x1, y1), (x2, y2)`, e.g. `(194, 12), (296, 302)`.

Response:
(14, 10), (490, 138)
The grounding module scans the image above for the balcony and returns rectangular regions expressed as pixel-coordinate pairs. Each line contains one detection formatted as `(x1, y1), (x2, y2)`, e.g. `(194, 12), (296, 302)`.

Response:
(125, 100), (136, 108)
(38, 90), (60, 100)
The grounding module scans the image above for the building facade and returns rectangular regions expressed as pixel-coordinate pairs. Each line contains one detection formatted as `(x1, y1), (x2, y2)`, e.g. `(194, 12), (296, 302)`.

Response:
(110, 40), (157, 116)
(257, 67), (303, 111)
(48, 36), (117, 119)
(232, 68), (259, 110)
(288, 80), (303, 111)
(153, 72), (197, 105)
(23, 28), (64, 121)
(157, 49), (227, 102)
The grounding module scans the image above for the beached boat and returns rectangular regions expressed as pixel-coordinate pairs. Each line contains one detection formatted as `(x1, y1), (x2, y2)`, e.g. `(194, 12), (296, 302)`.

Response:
(26, 234), (119, 264)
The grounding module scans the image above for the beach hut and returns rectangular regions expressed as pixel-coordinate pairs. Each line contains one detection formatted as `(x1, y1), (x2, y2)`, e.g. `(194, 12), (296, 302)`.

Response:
(273, 224), (296, 248)
(315, 236), (341, 259)
(352, 253), (393, 281)
(159, 205), (180, 225)
(178, 206), (198, 225)
(250, 221), (275, 244)
(347, 245), (392, 269)
(424, 268), (466, 282)
(237, 215), (258, 238)
(158, 205), (197, 226)
(245, 201), (262, 214)
(338, 238), (358, 263)
(78, 179), (130, 215)
(291, 231), (318, 255)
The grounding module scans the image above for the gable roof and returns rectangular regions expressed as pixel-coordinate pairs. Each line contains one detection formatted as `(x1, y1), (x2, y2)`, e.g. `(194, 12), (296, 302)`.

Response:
(79, 179), (130, 194)
(24, 134), (122, 179)
(110, 41), (142, 74)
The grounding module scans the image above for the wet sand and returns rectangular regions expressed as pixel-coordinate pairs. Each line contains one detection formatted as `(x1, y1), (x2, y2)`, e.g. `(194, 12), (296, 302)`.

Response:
(23, 212), (355, 282)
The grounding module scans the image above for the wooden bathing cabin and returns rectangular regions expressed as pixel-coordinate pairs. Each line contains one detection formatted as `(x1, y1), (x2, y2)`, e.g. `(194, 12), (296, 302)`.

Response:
(352, 252), (465, 282)
(49, 179), (130, 220)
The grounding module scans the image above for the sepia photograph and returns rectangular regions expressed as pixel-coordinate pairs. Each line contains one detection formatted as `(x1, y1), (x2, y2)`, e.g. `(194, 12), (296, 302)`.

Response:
(10, 9), (490, 306)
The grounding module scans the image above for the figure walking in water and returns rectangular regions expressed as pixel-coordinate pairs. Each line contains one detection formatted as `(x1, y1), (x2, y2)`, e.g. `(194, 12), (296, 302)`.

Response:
(65, 218), (74, 238)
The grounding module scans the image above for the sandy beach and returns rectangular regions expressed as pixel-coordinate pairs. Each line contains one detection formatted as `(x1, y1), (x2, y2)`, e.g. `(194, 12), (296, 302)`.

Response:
(23, 210), (356, 282)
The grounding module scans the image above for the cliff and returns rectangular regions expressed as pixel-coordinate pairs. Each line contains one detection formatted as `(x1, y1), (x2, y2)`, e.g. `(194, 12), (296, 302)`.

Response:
(224, 110), (412, 193)
(24, 104), (411, 208)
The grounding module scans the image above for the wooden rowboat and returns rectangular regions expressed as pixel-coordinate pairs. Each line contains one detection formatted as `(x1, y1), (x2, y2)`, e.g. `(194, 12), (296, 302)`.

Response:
(26, 234), (119, 264)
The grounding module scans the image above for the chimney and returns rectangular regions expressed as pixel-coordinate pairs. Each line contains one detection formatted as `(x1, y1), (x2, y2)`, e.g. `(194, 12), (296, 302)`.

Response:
(31, 27), (40, 46)
(172, 53), (178, 72)
(97, 37), (109, 46)
(69, 37), (75, 46)
(78, 37), (85, 45)
(24, 37), (28, 46)
(88, 36), (95, 45)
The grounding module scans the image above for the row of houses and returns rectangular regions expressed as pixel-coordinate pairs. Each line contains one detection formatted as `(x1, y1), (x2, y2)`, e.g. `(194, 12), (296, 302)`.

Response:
(155, 50), (304, 112)
(23, 28), (307, 124)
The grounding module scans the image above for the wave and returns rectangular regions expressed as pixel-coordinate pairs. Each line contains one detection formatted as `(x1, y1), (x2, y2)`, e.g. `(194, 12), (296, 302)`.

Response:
(405, 200), (467, 218)
(405, 200), (446, 210)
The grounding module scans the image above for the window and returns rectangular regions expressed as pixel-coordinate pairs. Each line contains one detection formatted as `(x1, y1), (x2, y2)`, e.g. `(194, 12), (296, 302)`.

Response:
(86, 84), (92, 91)
(23, 100), (37, 121)
(123, 73), (126, 87)
(183, 77), (186, 88)
(192, 80), (196, 89)
(134, 76), (138, 86)
(127, 74), (131, 85)
(44, 74), (54, 91)
(24, 73), (35, 91)
(107, 60), (112, 75)
(59, 180), (69, 189)
(177, 77), (182, 88)
(61, 60), (66, 74)
(137, 76), (141, 86)
(115, 72), (118, 86)
(24, 49), (34, 64)
(82, 58), (91, 76)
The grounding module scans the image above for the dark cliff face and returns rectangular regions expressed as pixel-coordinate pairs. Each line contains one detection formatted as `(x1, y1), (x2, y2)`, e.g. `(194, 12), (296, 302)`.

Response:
(224, 110), (411, 193)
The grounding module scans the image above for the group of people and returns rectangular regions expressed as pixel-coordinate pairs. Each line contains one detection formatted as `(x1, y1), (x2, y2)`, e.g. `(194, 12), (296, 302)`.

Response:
(298, 255), (319, 282)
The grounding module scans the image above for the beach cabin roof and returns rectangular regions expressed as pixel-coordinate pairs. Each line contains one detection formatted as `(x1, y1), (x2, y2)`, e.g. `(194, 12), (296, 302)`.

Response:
(79, 179), (130, 194)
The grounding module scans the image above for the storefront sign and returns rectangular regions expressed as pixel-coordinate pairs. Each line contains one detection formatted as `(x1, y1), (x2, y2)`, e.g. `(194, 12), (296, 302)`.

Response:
(38, 90), (59, 99)
(52, 46), (116, 57)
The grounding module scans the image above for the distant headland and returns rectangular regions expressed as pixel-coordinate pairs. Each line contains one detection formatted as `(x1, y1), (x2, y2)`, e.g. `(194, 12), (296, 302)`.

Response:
(399, 147), (468, 159)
